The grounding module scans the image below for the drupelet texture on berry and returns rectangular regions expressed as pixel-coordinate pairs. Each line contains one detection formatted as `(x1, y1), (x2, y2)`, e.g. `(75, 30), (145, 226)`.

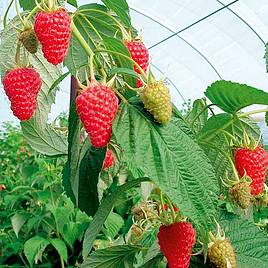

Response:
(76, 83), (118, 148)
(3, 68), (42, 121)
(235, 146), (268, 195)
(34, 9), (71, 65)
(158, 222), (195, 268)
(125, 39), (149, 88)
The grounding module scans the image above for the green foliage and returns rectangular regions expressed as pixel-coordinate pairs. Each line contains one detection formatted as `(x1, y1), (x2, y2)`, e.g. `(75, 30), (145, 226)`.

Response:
(205, 80), (268, 114)
(185, 98), (208, 134)
(0, 16), (67, 156)
(24, 236), (50, 266)
(82, 245), (142, 268)
(82, 177), (149, 260)
(113, 99), (219, 235)
(78, 146), (106, 216)
(101, 0), (131, 27)
(1, 1), (268, 267)
(220, 211), (268, 268)
(0, 125), (90, 267)
(67, 0), (78, 8)
(19, 0), (35, 10)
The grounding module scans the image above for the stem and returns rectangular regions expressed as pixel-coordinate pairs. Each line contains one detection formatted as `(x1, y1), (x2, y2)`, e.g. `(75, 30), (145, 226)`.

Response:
(79, 14), (103, 40)
(189, 104), (215, 127)
(75, 16), (108, 72)
(199, 141), (240, 182)
(198, 116), (236, 142)
(26, 6), (39, 20)
(48, 0), (54, 9)
(15, 43), (21, 66)
(238, 108), (268, 118)
(89, 53), (95, 81)
(15, 0), (24, 26)
(3, 0), (15, 30)
(95, 49), (147, 81)
(60, 256), (65, 268)
(160, 191), (168, 222)
(166, 196), (176, 222)
(70, 20), (94, 58)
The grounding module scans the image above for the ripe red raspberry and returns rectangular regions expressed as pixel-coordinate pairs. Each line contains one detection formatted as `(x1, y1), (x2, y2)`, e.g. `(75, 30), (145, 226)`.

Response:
(103, 149), (114, 169)
(76, 82), (118, 148)
(34, 9), (71, 65)
(235, 146), (268, 195)
(3, 68), (42, 121)
(158, 222), (195, 268)
(125, 40), (149, 88)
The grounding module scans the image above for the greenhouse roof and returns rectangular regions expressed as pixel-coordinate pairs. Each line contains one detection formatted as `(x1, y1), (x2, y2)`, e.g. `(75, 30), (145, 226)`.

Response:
(1, 0), (268, 124)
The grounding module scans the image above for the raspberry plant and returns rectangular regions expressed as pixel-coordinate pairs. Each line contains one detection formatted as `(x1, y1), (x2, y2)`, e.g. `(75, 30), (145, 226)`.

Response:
(0, 0), (268, 267)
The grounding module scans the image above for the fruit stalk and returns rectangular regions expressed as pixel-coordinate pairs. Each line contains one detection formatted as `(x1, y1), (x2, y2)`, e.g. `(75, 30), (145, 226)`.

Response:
(238, 108), (268, 118)
(70, 20), (94, 58)
(94, 49), (148, 82)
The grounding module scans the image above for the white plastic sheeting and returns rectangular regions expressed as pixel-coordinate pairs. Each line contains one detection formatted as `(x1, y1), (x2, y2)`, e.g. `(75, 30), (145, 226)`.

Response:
(1, 0), (268, 124)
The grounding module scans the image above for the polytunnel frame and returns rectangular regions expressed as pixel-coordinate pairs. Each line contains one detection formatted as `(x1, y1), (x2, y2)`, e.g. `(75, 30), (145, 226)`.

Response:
(129, 0), (267, 102)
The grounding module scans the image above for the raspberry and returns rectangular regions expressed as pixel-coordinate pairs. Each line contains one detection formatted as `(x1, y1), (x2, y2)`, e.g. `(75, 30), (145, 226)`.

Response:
(76, 82), (118, 148)
(103, 149), (114, 169)
(208, 238), (236, 268)
(235, 146), (268, 195)
(3, 68), (42, 121)
(141, 81), (172, 124)
(229, 180), (251, 209)
(19, 28), (38, 54)
(125, 39), (149, 88)
(158, 222), (195, 268)
(34, 8), (71, 65)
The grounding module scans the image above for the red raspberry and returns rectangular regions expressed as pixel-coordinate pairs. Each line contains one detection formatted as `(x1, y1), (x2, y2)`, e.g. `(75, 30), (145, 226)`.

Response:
(3, 68), (42, 121)
(158, 222), (195, 268)
(103, 149), (114, 169)
(125, 40), (149, 88)
(34, 9), (71, 65)
(76, 83), (118, 148)
(235, 146), (268, 195)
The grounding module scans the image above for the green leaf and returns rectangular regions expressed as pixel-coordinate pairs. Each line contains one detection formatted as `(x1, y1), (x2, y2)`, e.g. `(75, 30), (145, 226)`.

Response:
(0, 16), (67, 156)
(65, 4), (121, 76)
(67, 0), (78, 7)
(19, 0), (35, 10)
(11, 213), (28, 238)
(205, 80), (268, 114)
(81, 245), (142, 268)
(62, 99), (82, 203)
(113, 99), (219, 236)
(48, 71), (70, 95)
(109, 67), (139, 79)
(266, 112), (268, 127)
(82, 177), (149, 259)
(24, 236), (50, 267)
(20, 121), (68, 156)
(103, 212), (124, 239)
(190, 256), (208, 268)
(101, 0), (131, 27)
(78, 146), (106, 216)
(50, 238), (68, 263)
(185, 98), (208, 134)
(140, 253), (164, 268)
(140, 242), (164, 268)
(220, 211), (268, 268)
